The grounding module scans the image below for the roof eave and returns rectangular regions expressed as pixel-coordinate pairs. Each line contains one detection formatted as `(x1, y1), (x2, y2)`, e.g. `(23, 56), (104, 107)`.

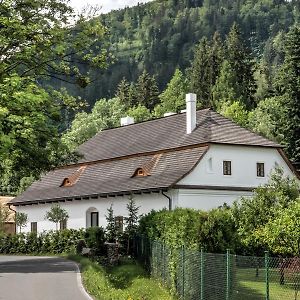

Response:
(11, 187), (169, 206)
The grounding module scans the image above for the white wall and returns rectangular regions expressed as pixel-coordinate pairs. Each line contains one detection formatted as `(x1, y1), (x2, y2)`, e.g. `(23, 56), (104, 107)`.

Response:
(16, 193), (168, 233)
(178, 144), (295, 187)
(176, 189), (252, 210)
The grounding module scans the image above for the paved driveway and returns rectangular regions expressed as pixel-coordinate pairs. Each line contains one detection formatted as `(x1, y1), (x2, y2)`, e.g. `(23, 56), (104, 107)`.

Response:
(0, 256), (92, 300)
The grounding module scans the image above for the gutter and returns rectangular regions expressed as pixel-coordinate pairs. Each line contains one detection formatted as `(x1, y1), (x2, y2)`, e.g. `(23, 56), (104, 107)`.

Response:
(162, 190), (172, 211)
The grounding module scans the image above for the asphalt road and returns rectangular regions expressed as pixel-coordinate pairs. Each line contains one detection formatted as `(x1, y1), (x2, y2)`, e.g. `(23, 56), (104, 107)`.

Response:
(0, 256), (92, 300)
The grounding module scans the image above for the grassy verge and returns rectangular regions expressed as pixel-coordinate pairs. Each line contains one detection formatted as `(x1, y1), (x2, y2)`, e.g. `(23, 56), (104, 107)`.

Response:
(67, 254), (175, 300)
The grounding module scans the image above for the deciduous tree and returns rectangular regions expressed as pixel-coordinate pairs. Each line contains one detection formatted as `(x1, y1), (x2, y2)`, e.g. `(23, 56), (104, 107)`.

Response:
(45, 204), (69, 231)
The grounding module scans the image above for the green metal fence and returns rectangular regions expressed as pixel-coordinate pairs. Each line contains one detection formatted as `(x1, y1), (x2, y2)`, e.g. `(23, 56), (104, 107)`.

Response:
(134, 236), (300, 300)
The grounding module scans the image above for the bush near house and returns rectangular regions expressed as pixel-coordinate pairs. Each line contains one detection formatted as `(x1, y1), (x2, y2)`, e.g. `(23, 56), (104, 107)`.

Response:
(0, 229), (84, 254)
(138, 169), (300, 256)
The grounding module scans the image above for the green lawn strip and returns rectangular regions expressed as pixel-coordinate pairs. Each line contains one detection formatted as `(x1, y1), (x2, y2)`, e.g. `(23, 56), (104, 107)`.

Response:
(67, 254), (175, 300)
(235, 268), (298, 300)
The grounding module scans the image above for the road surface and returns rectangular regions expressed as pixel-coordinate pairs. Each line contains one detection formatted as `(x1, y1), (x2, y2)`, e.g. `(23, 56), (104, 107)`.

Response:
(0, 256), (92, 300)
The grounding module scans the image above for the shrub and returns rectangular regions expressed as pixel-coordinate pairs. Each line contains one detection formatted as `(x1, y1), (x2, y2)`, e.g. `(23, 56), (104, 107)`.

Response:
(84, 227), (106, 255)
(0, 229), (84, 254)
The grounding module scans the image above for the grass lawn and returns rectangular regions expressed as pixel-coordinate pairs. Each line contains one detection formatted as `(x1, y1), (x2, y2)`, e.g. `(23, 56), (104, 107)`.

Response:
(234, 268), (299, 300)
(68, 255), (175, 300)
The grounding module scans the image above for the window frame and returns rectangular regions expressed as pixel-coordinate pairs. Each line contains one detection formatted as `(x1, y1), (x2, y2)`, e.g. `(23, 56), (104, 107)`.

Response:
(256, 162), (265, 177)
(223, 160), (232, 176)
(91, 211), (99, 227)
(31, 222), (37, 233)
(60, 219), (67, 230)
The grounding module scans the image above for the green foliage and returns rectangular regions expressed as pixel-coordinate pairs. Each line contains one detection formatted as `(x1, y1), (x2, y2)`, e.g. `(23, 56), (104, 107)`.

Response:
(0, 0), (110, 194)
(15, 212), (28, 233)
(189, 32), (225, 108)
(84, 227), (106, 255)
(0, 204), (10, 233)
(258, 199), (300, 256)
(127, 105), (152, 123)
(62, 98), (126, 149)
(72, 0), (294, 106)
(139, 207), (239, 253)
(0, 75), (77, 194)
(274, 25), (300, 161)
(214, 23), (256, 109)
(134, 70), (160, 111)
(156, 68), (188, 116)
(232, 168), (300, 255)
(105, 205), (118, 243)
(68, 255), (175, 300)
(0, 229), (84, 254)
(44, 204), (69, 231)
(248, 96), (286, 143)
(115, 78), (133, 109)
(124, 197), (140, 254)
(0, 0), (109, 84)
(219, 101), (249, 128)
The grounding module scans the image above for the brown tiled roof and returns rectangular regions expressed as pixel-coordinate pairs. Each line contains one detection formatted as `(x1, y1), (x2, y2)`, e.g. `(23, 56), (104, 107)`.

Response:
(11, 147), (208, 205)
(11, 109), (282, 205)
(77, 109), (281, 164)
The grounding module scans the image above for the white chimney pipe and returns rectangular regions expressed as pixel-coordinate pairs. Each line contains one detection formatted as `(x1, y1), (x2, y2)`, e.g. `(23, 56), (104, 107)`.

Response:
(186, 93), (197, 134)
(121, 116), (134, 126)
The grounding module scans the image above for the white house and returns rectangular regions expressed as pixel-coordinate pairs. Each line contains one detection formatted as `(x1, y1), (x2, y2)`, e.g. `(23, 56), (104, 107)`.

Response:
(10, 94), (299, 233)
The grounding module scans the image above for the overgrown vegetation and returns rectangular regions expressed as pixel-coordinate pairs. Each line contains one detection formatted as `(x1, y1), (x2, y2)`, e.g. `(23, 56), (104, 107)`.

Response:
(138, 169), (300, 257)
(0, 229), (84, 254)
(67, 255), (175, 300)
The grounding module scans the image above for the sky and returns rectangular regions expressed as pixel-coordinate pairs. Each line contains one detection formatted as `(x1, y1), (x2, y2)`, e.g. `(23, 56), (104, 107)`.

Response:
(69, 0), (152, 14)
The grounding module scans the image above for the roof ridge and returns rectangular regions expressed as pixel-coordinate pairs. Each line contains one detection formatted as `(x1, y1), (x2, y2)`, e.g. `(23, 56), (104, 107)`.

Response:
(86, 108), (212, 136)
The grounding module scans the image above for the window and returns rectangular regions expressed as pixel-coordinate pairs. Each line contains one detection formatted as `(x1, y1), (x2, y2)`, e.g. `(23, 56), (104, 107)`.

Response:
(115, 216), (124, 233)
(257, 163), (265, 177)
(91, 212), (99, 227)
(207, 157), (213, 173)
(31, 222), (37, 233)
(60, 219), (67, 230)
(223, 161), (232, 175)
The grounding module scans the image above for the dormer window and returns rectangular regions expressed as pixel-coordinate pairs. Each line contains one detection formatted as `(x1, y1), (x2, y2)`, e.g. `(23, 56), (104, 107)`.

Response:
(132, 168), (148, 177)
(60, 166), (86, 187)
(61, 178), (72, 187)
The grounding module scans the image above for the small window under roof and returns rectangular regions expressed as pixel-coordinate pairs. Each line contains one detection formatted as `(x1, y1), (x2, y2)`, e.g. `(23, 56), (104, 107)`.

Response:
(131, 154), (162, 178)
(60, 166), (86, 187)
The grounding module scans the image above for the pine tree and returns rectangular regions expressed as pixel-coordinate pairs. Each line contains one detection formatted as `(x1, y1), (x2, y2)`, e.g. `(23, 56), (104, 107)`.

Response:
(124, 197), (140, 254)
(209, 32), (225, 95)
(135, 70), (160, 111)
(225, 23), (256, 109)
(158, 68), (188, 114)
(189, 37), (211, 107)
(189, 34), (224, 108)
(105, 204), (118, 242)
(275, 25), (300, 162)
(212, 60), (240, 108)
(115, 78), (132, 109)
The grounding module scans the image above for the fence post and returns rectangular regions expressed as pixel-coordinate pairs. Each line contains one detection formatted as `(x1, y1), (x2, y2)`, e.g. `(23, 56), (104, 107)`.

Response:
(265, 251), (270, 300)
(162, 242), (165, 282)
(181, 245), (185, 299)
(200, 247), (204, 300)
(226, 249), (231, 300)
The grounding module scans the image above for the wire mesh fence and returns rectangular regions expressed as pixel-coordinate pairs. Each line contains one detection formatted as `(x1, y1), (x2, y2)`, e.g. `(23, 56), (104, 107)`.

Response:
(133, 236), (300, 300)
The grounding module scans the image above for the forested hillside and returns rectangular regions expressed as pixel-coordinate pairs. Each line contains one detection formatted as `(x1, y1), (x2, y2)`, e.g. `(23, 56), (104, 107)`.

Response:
(55, 0), (299, 105)
(1, 0), (299, 195)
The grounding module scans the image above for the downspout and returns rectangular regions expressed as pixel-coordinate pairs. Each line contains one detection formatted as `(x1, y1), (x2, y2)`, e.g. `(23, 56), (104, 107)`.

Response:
(8, 204), (17, 234)
(162, 190), (172, 211)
